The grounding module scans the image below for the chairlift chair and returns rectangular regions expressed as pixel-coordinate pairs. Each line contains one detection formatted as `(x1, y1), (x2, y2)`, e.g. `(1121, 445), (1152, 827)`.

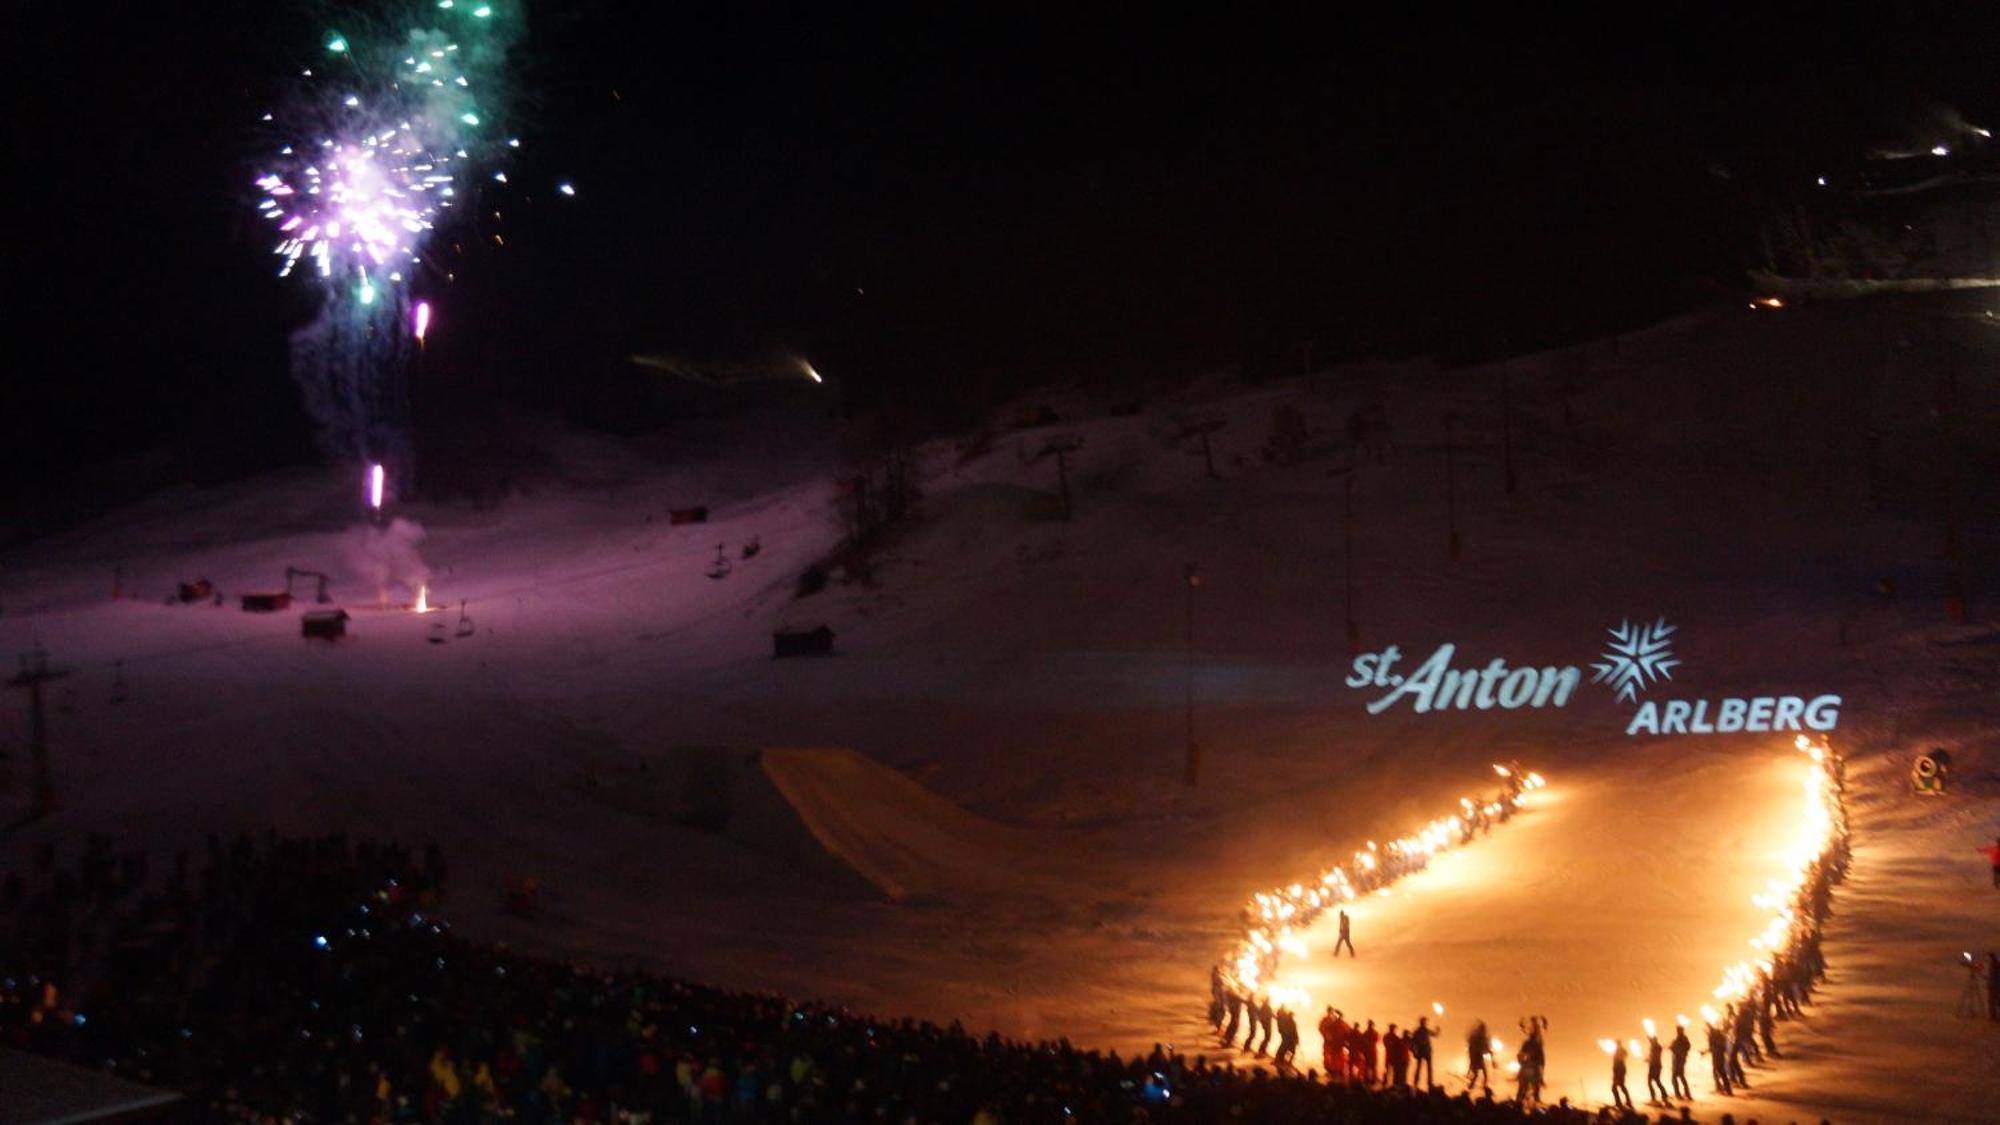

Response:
(706, 544), (733, 580)
(454, 601), (474, 638)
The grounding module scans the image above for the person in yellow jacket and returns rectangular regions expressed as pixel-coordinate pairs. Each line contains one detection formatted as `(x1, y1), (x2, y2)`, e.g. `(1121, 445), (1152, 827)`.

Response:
(429, 1046), (463, 1100)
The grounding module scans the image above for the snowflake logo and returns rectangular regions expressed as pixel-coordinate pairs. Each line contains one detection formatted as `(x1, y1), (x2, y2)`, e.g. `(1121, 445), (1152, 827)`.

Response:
(1592, 618), (1680, 703)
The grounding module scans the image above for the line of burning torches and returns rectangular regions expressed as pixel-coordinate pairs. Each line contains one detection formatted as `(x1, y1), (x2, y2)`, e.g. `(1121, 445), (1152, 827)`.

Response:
(1592, 733), (1848, 1065)
(1220, 763), (1547, 1009)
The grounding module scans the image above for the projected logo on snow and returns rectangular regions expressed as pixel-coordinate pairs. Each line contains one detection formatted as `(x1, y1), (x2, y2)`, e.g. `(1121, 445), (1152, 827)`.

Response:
(1344, 617), (1841, 736)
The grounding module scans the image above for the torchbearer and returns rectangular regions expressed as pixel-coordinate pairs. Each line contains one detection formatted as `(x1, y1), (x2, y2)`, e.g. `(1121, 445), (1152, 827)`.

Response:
(1732, 1000), (1761, 1067)
(1980, 836), (2000, 890)
(1609, 1039), (1633, 1111)
(1702, 1020), (1730, 1095)
(1669, 1020), (1692, 1100)
(1645, 1030), (1667, 1104)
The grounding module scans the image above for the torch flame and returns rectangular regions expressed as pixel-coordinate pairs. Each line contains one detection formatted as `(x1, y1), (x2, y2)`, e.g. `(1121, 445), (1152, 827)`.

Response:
(414, 583), (431, 613)
(368, 462), (386, 511)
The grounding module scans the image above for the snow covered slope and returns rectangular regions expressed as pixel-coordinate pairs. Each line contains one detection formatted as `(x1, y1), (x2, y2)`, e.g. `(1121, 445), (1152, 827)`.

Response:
(2, 291), (1996, 1121)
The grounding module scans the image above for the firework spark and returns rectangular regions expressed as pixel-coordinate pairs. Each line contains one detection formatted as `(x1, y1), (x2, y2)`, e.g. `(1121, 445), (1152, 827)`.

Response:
(259, 5), (515, 295)
(259, 2), (520, 470)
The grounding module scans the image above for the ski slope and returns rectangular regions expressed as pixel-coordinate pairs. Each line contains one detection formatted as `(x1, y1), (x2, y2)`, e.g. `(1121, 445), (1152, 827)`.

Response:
(2, 291), (1997, 1122)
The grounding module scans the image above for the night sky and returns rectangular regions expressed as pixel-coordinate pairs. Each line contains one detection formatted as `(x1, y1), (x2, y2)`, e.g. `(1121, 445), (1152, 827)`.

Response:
(9, 4), (1997, 525)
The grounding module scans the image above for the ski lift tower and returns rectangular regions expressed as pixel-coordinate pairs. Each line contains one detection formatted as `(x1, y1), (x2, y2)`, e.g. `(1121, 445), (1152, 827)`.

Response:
(10, 650), (70, 821)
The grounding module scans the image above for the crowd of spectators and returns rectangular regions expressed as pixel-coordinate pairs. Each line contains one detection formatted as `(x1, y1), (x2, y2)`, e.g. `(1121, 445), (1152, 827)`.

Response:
(5, 830), (1808, 1123)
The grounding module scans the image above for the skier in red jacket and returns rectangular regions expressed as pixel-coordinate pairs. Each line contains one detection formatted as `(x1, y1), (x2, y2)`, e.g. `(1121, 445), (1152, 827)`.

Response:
(1979, 836), (2000, 889)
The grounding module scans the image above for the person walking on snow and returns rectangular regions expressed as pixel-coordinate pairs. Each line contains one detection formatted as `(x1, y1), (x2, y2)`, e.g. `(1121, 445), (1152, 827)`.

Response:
(1645, 1031), (1668, 1104)
(1333, 909), (1356, 957)
(1253, 995), (1275, 1056)
(1610, 1039), (1633, 1111)
(1702, 1021), (1731, 1095)
(1669, 1024), (1692, 1100)
(1726, 1005), (1755, 1087)
(1222, 986), (1243, 1046)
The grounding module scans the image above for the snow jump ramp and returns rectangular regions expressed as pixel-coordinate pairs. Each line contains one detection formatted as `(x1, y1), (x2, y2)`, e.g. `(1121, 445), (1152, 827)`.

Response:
(600, 746), (1059, 902)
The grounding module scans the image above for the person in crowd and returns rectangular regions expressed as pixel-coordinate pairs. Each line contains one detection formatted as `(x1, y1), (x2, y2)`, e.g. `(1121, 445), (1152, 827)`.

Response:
(1733, 999), (1761, 1066)
(1383, 1023), (1409, 1088)
(1410, 1015), (1435, 1091)
(1465, 1020), (1490, 1091)
(1727, 1004), (1755, 1087)
(1273, 1004), (1299, 1068)
(1644, 1028), (1668, 1104)
(1609, 1039), (1633, 1111)
(1222, 984), (1244, 1046)
(1515, 1017), (1545, 1107)
(1333, 909), (1356, 957)
(1207, 965), (1226, 1034)
(1979, 835), (2000, 889)
(1703, 1019), (1732, 1095)
(1357, 1019), (1380, 1085)
(1319, 1006), (1348, 1080)
(1253, 994), (1275, 1056)
(1669, 1022), (1693, 1100)
(1757, 993), (1778, 1058)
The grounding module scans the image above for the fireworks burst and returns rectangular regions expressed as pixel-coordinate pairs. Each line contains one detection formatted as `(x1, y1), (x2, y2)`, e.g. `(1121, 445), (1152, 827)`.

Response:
(258, 3), (515, 293)
(257, 1), (522, 470)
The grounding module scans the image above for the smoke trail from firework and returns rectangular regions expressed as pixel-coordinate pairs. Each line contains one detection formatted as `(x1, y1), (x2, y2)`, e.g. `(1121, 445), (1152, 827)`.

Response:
(258, 1), (520, 471)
